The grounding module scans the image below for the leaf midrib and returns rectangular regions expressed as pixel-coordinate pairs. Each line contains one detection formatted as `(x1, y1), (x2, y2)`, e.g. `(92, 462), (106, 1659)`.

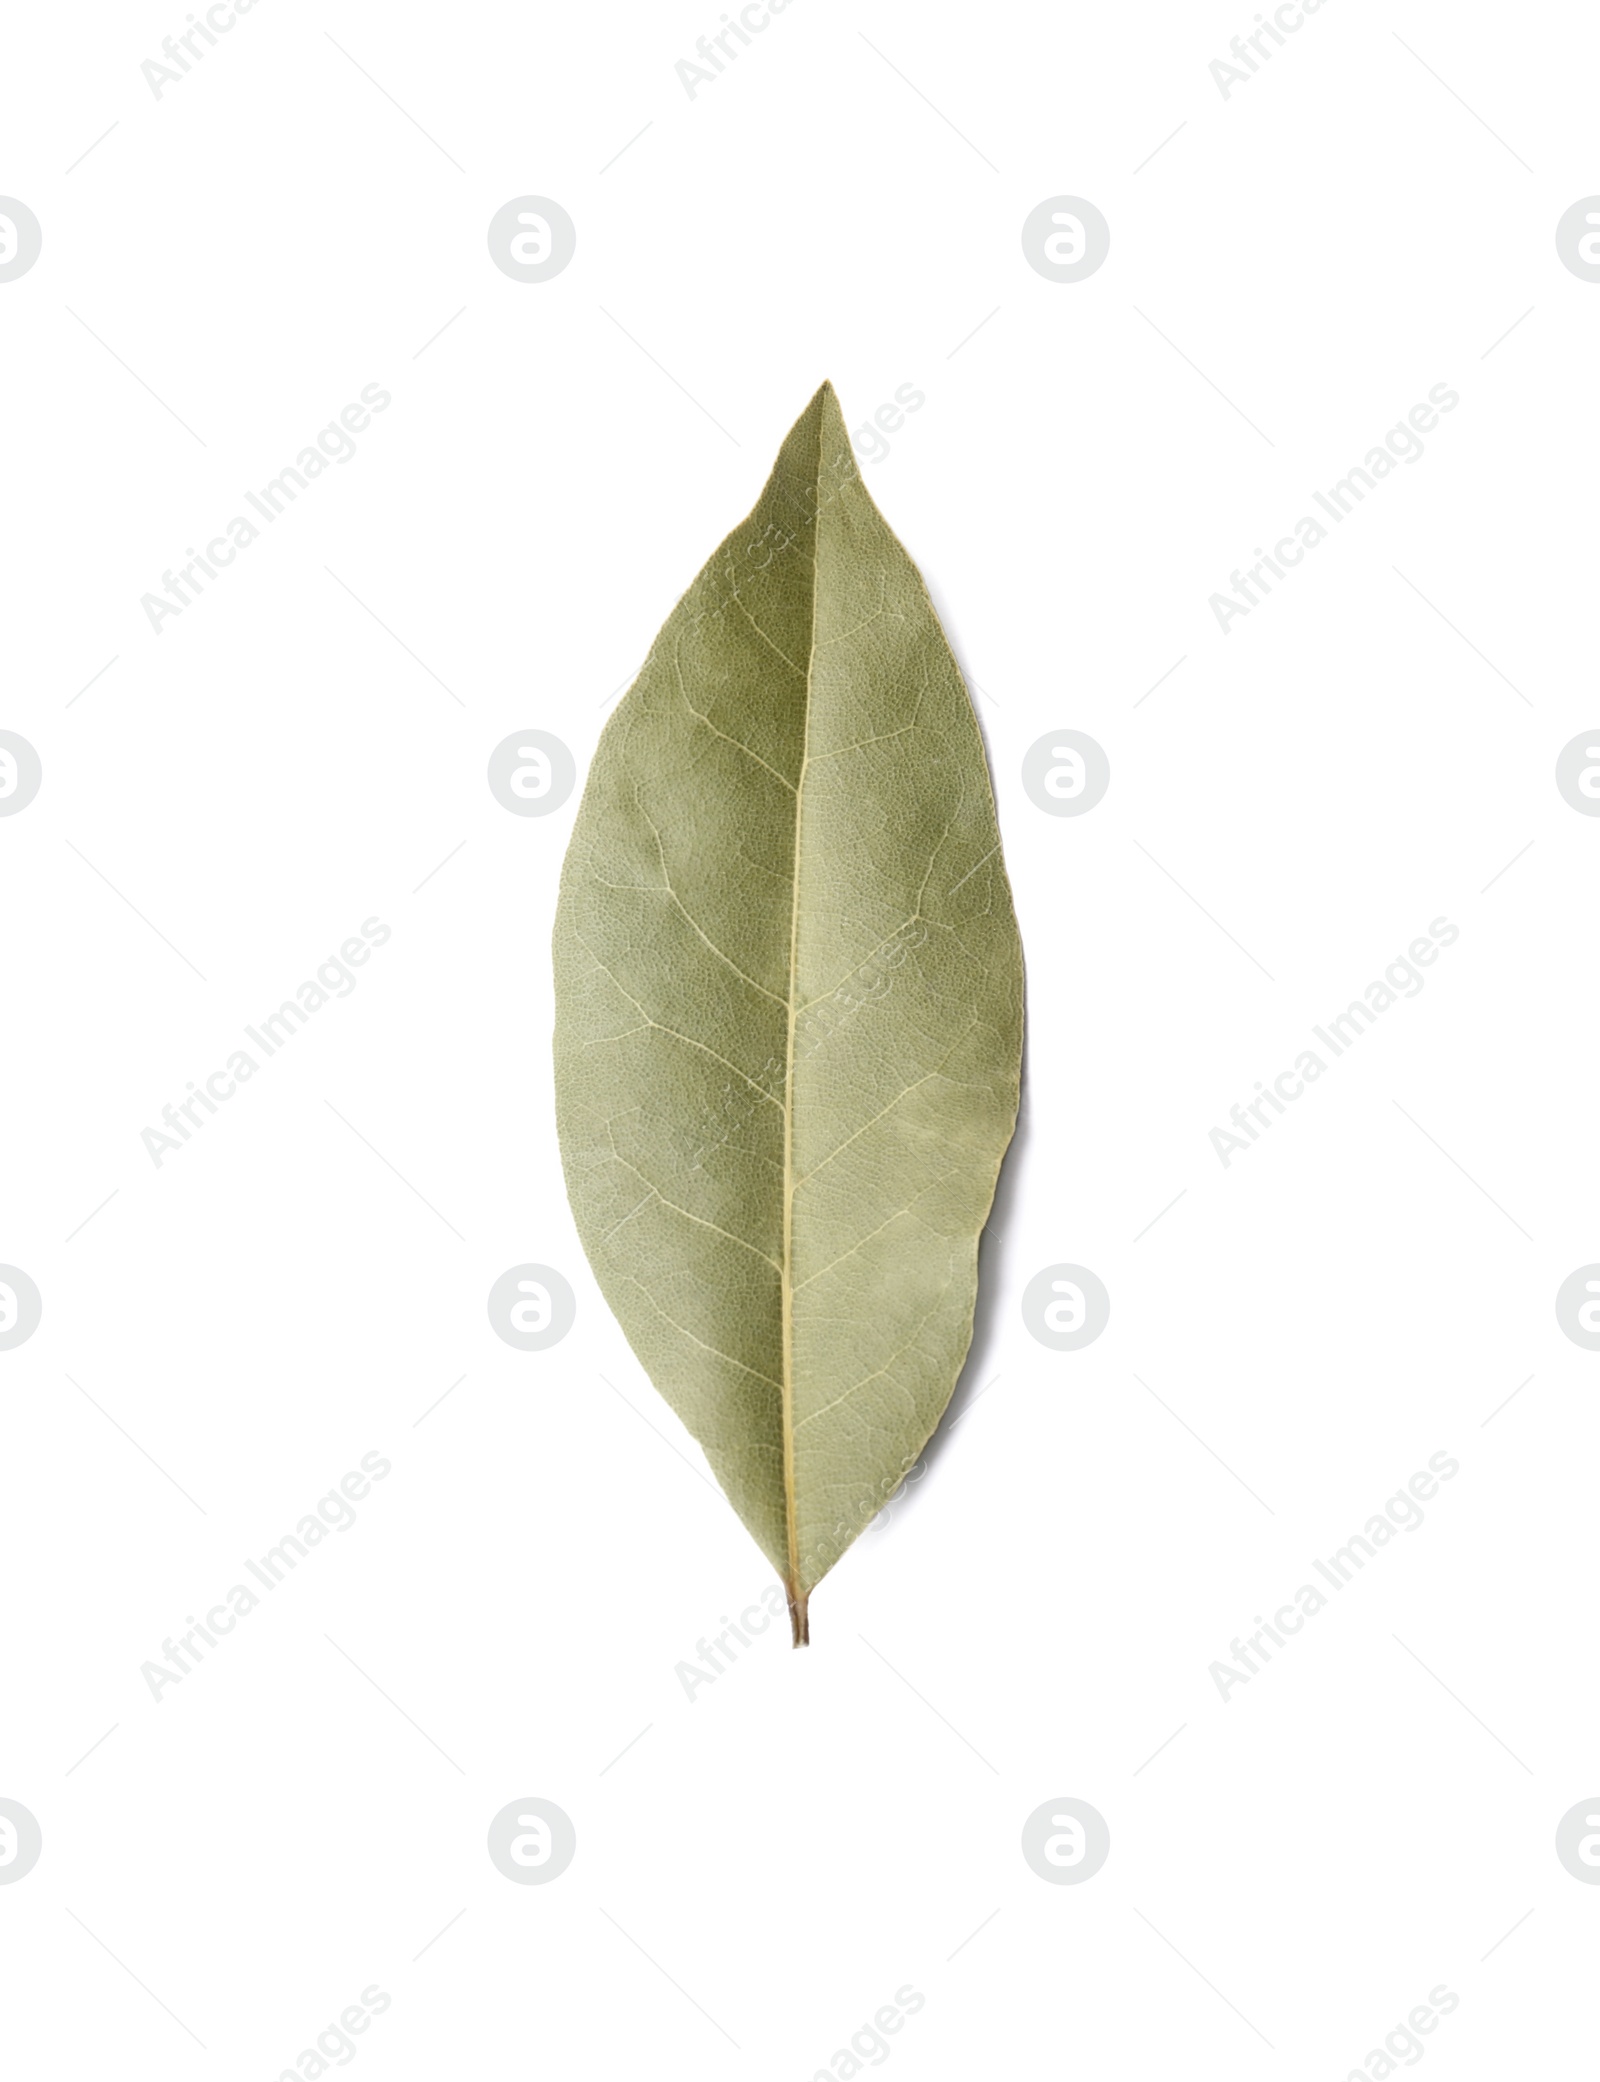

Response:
(778, 401), (825, 1623)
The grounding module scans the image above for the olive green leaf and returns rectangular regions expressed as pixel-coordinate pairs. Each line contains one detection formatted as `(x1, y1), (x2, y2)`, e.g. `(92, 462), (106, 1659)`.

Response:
(552, 382), (1023, 1643)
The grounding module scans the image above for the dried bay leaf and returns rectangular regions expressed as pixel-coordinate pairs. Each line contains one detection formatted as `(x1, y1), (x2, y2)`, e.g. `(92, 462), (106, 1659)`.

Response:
(553, 382), (1023, 1642)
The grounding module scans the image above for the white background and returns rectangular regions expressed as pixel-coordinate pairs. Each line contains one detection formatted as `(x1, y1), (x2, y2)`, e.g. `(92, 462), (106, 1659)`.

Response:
(4, 1), (1599, 2075)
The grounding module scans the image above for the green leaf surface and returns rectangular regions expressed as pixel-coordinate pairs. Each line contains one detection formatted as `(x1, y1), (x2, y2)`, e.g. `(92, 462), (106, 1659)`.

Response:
(552, 383), (1024, 1641)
